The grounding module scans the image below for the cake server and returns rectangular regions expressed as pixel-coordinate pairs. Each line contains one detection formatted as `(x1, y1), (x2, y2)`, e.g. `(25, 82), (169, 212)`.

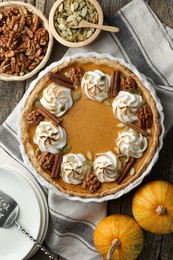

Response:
(0, 190), (56, 259)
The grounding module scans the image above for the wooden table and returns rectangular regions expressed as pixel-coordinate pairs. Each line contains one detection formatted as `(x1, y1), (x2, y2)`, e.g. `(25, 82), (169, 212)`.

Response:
(1, 0), (173, 259)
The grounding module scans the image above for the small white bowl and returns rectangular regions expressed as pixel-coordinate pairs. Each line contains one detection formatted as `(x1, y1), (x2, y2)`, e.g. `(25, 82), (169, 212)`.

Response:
(0, 1), (53, 81)
(49, 0), (104, 47)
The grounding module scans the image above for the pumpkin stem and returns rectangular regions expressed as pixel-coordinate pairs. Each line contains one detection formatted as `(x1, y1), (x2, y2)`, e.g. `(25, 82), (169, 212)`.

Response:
(156, 205), (167, 216)
(107, 238), (121, 260)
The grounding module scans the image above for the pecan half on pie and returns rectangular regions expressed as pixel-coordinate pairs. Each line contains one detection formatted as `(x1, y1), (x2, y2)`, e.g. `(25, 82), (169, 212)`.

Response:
(21, 57), (161, 198)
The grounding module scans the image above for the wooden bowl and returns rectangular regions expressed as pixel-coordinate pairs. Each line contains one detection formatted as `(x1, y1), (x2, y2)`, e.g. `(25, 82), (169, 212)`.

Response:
(0, 1), (53, 81)
(49, 0), (104, 47)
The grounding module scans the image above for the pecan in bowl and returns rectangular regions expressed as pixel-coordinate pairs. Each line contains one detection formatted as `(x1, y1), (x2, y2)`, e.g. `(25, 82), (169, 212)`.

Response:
(0, 1), (53, 81)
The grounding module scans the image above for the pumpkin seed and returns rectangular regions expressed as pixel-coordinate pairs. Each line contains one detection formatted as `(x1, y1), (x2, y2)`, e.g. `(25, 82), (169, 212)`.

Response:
(63, 145), (72, 153)
(77, 16), (82, 22)
(35, 101), (41, 108)
(130, 167), (135, 176)
(83, 29), (87, 37)
(82, 6), (87, 17)
(140, 141), (144, 149)
(124, 158), (130, 163)
(37, 94), (42, 100)
(83, 159), (93, 168)
(116, 122), (125, 128)
(86, 30), (93, 38)
(67, 35), (73, 41)
(71, 3), (75, 12)
(67, 15), (75, 23)
(84, 73), (89, 80)
(74, 2), (79, 10)
(73, 92), (81, 102)
(104, 100), (111, 106)
(35, 148), (40, 157)
(80, 2), (86, 9)
(73, 17), (78, 26)
(78, 34), (84, 41)
(58, 3), (63, 12)
(64, 72), (71, 78)
(117, 154), (127, 159)
(67, 28), (72, 35)
(87, 151), (93, 161)
(83, 160), (88, 165)
(73, 84), (79, 89)
(59, 18), (66, 24)
(57, 149), (63, 155)
(88, 160), (93, 168)
(114, 147), (119, 154)
(58, 23), (66, 30)
(61, 31), (68, 37)
(60, 106), (65, 112)
(146, 128), (151, 135)
(128, 88), (138, 94)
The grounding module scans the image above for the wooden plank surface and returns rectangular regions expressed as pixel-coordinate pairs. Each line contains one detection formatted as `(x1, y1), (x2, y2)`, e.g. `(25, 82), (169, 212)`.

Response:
(0, 0), (173, 259)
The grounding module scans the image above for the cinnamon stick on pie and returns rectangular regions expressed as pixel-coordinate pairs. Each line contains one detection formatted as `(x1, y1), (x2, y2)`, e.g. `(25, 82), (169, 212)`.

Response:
(126, 122), (149, 137)
(110, 70), (120, 97)
(49, 72), (73, 84)
(117, 157), (136, 184)
(51, 154), (63, 179)
(49, 72), (74, 90)
(37, 107), (61, 126)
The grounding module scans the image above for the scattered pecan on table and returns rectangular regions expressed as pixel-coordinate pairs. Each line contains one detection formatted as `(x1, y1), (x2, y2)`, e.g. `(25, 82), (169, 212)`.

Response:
(0, 6), (49, 76)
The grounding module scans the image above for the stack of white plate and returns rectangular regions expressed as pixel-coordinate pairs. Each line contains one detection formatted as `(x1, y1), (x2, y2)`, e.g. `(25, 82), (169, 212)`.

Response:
(0, 164), (49, 260)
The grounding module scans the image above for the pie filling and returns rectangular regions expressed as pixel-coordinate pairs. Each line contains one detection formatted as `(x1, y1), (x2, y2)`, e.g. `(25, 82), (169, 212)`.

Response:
(21, 58), (160, 198)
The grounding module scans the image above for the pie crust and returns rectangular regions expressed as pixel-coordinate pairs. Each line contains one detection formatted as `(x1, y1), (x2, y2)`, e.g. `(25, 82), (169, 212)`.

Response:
(21, 57), (161, 198)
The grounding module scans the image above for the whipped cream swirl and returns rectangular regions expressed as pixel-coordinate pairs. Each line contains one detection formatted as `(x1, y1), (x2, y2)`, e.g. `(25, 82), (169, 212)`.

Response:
(93, 151), (121, 183)
(112, 91), (144, 123)
(61, 153), (90, 184)
(81, 70), (110, 102)
(33, 121), (67, 154)
(40, 83), (73, 117)
(116, 128), (148, 158)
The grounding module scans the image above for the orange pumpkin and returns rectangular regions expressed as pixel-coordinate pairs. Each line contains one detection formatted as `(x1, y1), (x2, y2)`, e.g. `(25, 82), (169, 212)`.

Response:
(93, 214), (144, 260)
(132, 180), (173, 234)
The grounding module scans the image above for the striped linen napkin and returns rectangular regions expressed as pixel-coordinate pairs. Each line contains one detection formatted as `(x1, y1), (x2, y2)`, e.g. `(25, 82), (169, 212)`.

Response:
(0, 0), (173, 259)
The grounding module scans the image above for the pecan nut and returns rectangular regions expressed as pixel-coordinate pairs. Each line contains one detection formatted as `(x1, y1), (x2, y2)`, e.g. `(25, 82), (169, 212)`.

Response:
(136, 105), (153, 129)
(35, 28), (49, 46)
(0, 6), (49, 76)
(26, 109), (44, 125)
(121, 76), (137, 91)
(81, 172), (101, 193)
(69, 67), (85, 85)
(37, 152), (55, 171)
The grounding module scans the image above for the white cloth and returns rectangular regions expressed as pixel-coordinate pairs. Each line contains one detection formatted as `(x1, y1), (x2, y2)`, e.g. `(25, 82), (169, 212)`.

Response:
(0, 0), (173, 259)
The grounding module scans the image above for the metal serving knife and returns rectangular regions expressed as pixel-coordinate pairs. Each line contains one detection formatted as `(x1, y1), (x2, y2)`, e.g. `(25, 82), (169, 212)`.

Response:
(0, 190), (56, 259)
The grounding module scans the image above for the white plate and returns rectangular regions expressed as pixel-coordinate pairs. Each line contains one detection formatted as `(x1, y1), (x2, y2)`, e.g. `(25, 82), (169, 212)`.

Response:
(0, 166), (41, 260)
(1, 165), (49, 259)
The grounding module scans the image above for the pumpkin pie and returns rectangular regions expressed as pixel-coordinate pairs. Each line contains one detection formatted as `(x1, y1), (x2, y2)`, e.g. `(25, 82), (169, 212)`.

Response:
(21, 57), (161, 198)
